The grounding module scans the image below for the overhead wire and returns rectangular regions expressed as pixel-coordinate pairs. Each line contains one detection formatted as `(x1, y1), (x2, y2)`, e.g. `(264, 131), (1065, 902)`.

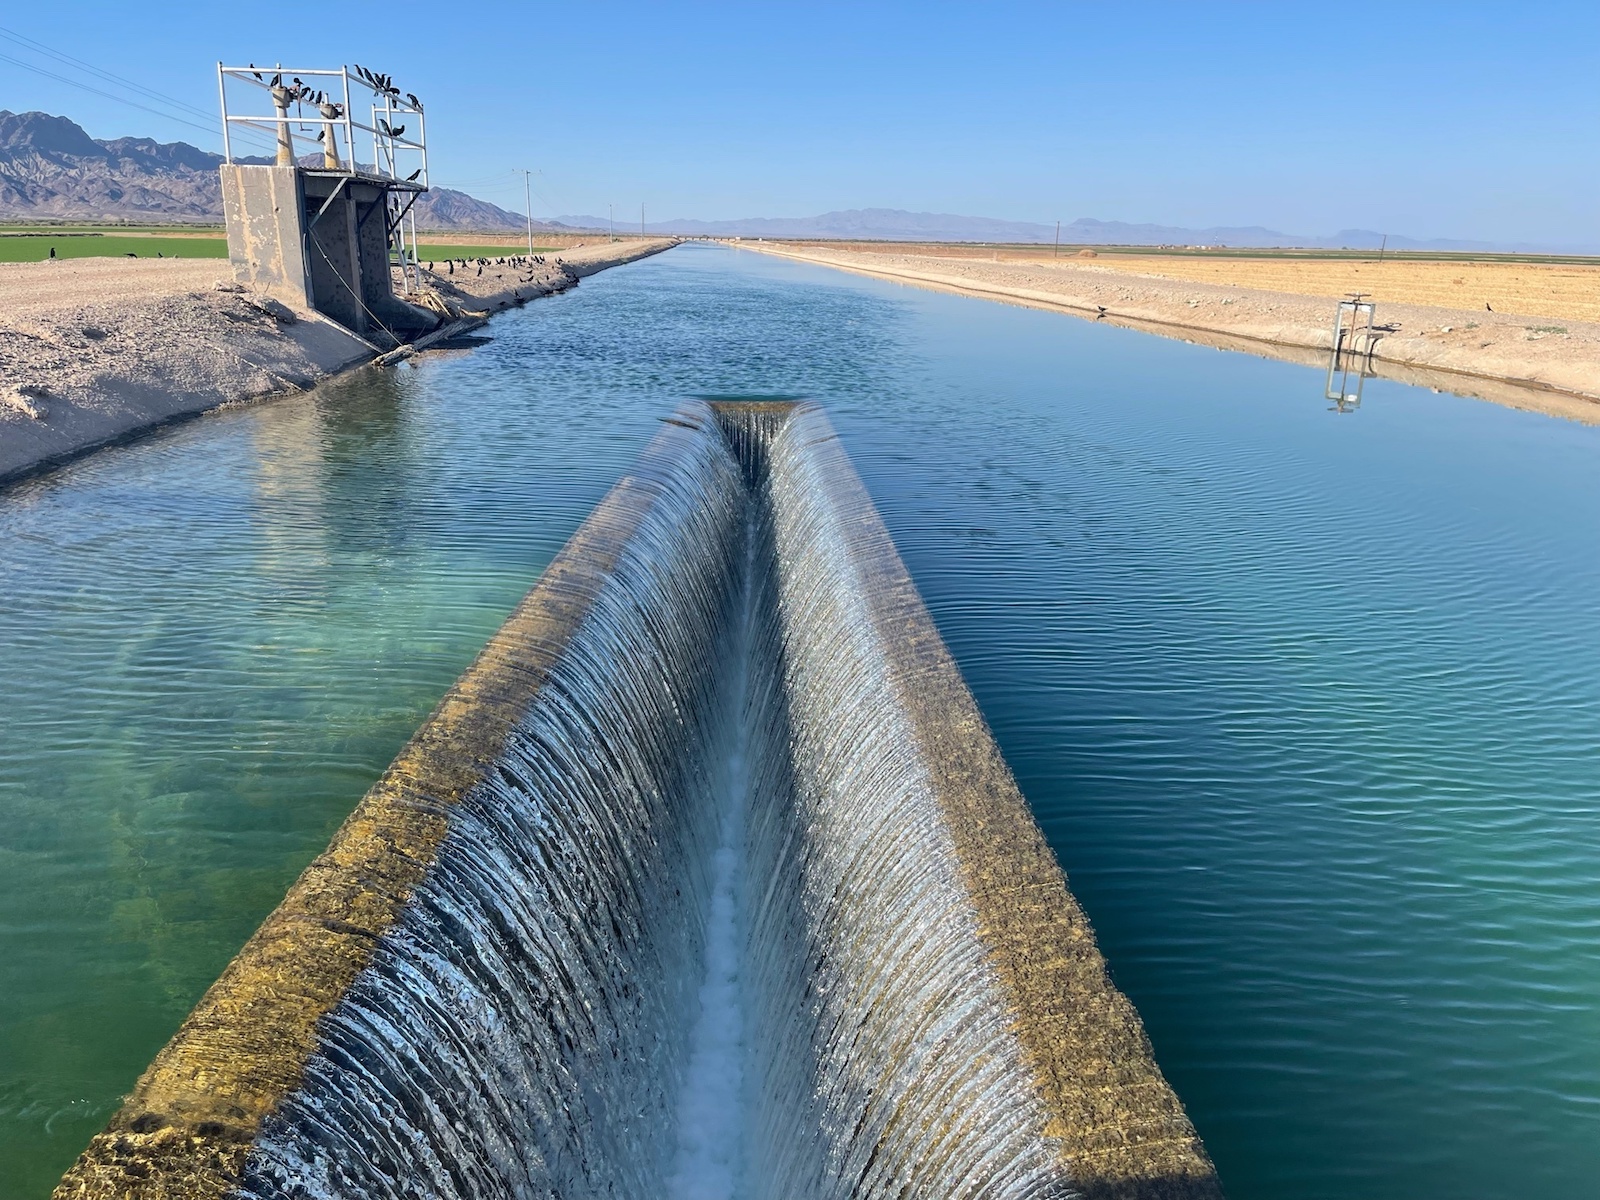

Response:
(0, 51), (221, 140)
(0, 26), (281, 157)
(0, 24), (218, 122)
(418, 169), (569, 226)
(1, 28), (579, 221)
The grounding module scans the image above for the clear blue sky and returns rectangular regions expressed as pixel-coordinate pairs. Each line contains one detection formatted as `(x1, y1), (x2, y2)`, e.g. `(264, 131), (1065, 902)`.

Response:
(2, 1), (1595, 246)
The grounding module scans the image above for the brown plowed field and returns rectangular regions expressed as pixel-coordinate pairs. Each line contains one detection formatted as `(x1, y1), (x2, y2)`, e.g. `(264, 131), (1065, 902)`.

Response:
(1082, 256), (1600, 325)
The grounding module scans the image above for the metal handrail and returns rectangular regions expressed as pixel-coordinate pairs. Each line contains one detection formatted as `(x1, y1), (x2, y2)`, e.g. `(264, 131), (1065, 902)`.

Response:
(217, 61), (431, 291)
(216, 63), (427, 189)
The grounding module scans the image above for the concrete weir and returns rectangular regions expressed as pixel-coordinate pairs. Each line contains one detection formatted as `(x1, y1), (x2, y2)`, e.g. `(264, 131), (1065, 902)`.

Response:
(56, 401), (1221, 1200)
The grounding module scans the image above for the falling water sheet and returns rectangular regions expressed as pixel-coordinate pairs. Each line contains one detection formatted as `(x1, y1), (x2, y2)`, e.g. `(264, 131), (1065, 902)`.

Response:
(55, 400), (1216, 1200)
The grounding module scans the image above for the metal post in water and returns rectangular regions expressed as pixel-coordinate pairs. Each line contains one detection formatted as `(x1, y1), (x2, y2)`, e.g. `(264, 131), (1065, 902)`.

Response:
(1325, 293), (1377, 412)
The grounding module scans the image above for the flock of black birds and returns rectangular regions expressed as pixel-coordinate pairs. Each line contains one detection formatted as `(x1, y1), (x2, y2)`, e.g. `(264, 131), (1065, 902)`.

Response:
(427, 255), (563, 284)
(351, 63), (425, 114)
(244, 63), (422, 161)
(247, 66), (338, 118)
(247, 62), (422, 112)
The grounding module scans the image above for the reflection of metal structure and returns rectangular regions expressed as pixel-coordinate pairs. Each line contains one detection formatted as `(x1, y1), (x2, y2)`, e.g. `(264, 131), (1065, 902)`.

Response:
(1325, 293), (1377, 413)
(216, 63), (435, 343)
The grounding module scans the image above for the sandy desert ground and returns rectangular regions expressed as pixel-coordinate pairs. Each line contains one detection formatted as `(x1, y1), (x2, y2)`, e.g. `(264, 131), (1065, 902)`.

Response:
(784, 242), (1600, 325)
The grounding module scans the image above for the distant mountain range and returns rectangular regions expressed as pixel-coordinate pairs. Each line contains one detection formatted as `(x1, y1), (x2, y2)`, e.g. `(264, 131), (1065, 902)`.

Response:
(0, 110), (549, 232)
(2, 112), (1584, 252)
(562, 207), (1584, 253)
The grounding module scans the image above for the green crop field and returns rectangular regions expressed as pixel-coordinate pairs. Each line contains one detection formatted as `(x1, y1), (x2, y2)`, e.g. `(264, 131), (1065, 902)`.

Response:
(0, 233), (228, 262)
(0, 229), (561, 266)
(0, 223), (225, 234)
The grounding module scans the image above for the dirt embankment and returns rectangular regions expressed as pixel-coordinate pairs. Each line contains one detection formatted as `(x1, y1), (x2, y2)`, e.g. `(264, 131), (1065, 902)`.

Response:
(416, 239), (673, 316)
(743, 243), (1600, 421)
(0, 239), (676, 487)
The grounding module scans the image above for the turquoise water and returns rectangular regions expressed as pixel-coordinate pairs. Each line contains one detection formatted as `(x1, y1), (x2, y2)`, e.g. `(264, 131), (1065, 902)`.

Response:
(3, 245), (1598, 1197)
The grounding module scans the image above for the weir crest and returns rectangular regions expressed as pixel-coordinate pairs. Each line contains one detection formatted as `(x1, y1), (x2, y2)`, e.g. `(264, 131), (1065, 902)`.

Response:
(57, 400), (1221, 1200)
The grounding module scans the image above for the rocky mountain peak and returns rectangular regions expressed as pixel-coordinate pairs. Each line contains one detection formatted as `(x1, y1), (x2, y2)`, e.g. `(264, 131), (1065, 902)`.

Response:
(0, 109), (108, 158)
(0, 110), (541, 231)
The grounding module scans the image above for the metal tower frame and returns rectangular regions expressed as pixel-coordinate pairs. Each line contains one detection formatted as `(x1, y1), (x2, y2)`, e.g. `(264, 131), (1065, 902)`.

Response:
(217, 63), (429, 292)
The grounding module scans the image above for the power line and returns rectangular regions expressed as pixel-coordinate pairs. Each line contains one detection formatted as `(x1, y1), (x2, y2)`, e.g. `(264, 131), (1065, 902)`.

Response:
(0, 28), (573, 213)
(429, 169), (564, 215)
(0, 27), (279, 156)
(0, 51), (233, 142)
(0, 24), (217, 123)
(0, 51), (282, 159)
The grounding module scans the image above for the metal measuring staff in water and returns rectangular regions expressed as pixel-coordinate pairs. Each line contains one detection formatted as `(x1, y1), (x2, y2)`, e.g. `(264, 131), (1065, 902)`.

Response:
(1325, 293), (1379, 412)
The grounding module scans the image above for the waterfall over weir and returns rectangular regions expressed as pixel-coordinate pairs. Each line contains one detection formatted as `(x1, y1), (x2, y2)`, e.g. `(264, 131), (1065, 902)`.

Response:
(58, 402), (1220, 1200)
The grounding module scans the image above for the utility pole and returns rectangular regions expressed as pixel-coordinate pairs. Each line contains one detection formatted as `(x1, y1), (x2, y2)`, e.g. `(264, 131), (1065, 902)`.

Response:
(517, 169), (534, 256)
(641, 203), (645, 236)
(1054, 220), (1061, 257)
(609, 204), (614, 241)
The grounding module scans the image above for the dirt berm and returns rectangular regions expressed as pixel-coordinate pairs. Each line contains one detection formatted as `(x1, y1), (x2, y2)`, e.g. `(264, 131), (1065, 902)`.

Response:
(0, 239), (675, 487)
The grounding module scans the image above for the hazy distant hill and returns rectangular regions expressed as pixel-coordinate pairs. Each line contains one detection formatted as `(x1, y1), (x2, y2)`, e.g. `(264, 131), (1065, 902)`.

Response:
(0, 110), (553, 233)
(562, 207), (1571, 253)
(5, 113), (1581, 251)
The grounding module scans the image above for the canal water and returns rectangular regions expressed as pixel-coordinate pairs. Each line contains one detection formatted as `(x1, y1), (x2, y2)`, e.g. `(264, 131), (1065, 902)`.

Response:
(2, 245), (1597, 1198)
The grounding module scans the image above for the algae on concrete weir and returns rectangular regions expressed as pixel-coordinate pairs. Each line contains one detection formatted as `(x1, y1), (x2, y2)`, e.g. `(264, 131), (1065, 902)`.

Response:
(54, 400), (1218, 1200)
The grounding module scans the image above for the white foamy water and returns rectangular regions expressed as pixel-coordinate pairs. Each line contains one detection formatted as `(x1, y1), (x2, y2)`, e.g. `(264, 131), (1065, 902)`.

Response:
(666, 774), (750, 1200)
(668, 529), (756, 1200)
(235, 404), (1069, 1200)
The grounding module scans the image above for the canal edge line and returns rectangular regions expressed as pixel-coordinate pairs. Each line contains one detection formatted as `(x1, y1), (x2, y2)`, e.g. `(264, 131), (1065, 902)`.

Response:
(740, 243), (1600, 423)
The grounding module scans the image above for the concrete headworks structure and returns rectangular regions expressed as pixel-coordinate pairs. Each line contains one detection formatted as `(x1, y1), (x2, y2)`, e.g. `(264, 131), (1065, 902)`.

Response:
(55, 401), (1223, 1200)
(216, 64), (437, 345)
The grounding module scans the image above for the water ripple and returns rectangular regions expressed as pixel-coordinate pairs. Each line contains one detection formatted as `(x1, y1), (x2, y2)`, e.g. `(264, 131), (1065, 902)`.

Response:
(2, 245), (1599, 1198)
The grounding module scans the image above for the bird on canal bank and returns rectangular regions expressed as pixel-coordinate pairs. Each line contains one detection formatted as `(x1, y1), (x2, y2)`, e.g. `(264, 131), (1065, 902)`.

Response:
(1486, 302), (1494, 312)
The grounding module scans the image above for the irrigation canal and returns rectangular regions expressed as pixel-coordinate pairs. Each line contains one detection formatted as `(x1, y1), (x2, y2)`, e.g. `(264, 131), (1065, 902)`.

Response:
(2, 244), (1598, 1198)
